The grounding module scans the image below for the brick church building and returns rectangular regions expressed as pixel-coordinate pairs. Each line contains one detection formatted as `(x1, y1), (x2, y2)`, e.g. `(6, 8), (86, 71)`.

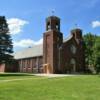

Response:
(13, 16), (85, 74)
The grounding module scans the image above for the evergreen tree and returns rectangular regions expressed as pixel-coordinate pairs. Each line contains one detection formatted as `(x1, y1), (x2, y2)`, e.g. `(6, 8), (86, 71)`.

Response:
(0, 16), (13, 64)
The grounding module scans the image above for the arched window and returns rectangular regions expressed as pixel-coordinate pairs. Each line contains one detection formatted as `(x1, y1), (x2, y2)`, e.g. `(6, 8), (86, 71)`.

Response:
(70, 58), (76, 72)
(70, 44), (77, 54)
(47, 22), (51, 31)
(70, 58), (76, 65)
(56, 23), (59, 30)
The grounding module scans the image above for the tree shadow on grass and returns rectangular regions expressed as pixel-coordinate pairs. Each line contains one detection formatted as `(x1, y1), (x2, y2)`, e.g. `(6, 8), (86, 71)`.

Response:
(0, 73), (34, 77)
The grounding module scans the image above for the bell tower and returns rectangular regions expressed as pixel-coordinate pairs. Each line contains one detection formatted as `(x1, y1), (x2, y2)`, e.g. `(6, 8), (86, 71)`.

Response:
(46, 16), (60, 31)
(43, 16), (63, 73)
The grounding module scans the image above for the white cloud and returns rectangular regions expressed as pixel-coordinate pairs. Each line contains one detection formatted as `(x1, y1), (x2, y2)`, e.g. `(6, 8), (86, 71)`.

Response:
(92, 21), (100, 28)
(7, 18), (29, 35)
(14, 38), (43, 47)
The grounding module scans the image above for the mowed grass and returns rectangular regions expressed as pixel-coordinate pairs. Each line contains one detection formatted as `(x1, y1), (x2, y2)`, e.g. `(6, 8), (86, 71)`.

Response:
(0, 73), (100, 100)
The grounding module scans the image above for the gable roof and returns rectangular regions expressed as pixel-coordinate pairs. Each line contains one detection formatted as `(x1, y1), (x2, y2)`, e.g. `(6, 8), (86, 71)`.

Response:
(14, 35), (73, 60)
(63, 35), (73, 43)
(14, 44), (43, 59)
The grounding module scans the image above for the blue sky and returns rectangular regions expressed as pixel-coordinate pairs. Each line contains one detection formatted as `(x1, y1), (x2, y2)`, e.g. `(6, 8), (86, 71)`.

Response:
(0, 0), (100, 51)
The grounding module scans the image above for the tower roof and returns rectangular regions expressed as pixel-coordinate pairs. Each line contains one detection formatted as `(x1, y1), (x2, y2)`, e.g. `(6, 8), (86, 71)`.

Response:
(71, 28), (82, 33)
(46, 16), (60, 21)
(46, 16), (60, 31)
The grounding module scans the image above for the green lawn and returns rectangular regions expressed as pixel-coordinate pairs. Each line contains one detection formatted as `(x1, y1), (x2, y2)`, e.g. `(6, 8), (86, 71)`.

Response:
(0, 73), (100, 100)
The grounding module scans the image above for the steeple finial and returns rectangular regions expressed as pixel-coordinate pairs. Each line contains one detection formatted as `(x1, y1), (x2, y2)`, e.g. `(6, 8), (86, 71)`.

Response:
(51, 9), (55, 16)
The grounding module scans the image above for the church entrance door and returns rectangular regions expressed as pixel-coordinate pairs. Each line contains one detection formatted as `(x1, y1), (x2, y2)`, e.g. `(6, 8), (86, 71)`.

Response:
(70, 58), (76, 73)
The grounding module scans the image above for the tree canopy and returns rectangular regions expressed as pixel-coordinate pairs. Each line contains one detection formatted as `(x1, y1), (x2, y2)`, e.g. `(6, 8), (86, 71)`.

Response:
(84, 33), (100, 73)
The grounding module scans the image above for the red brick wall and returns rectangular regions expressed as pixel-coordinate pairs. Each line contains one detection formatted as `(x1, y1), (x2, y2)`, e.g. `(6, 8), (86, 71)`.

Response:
(17, 56), (43, 73)
(5, 62), (18, 72)
(0, 64), (5, 72)
(43, 30), (63, 73)
(62, 31), (85, 73)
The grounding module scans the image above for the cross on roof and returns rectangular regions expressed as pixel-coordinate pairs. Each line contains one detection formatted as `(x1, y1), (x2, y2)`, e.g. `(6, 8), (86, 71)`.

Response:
(51, 9), (55, 16)
(75, 23), (78, 28)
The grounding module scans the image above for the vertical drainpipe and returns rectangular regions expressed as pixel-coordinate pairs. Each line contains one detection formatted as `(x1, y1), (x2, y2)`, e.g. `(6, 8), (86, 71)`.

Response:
(59, 45), (62, 73)
(21, 59), (23, 72)
(36, 57), (39, 73)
